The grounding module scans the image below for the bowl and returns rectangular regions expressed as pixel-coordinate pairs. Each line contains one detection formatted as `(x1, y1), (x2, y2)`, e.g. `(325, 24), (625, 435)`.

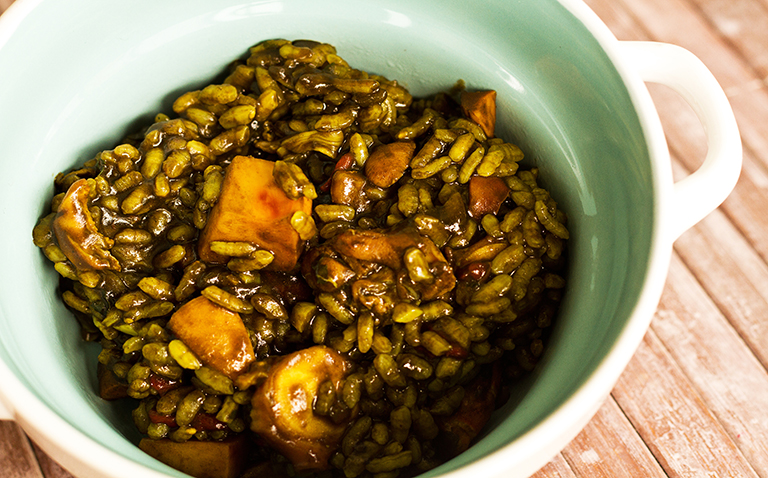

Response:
(0, 0), (741, 477)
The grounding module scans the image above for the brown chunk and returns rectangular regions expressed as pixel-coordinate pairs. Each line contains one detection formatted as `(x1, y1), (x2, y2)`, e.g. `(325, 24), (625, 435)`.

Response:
(250, 346), (354, 471)
(329, 228), (456, 301)
(364, 141), (416, 188)
(52, 178), (120, 271)
(167, 296), (255, 380)
(139, 435), (247, 478)
(97, 362), (128, 400)
(468, 176), (509, 218)
(197, 156), (312, 271)
(460, 90), (497, 138)
(436, 363), (502, 456)
(329, 170), (369, 212)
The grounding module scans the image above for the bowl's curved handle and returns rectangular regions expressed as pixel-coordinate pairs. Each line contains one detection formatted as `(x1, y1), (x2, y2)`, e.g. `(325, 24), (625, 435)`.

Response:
(620, 41), (742, 241)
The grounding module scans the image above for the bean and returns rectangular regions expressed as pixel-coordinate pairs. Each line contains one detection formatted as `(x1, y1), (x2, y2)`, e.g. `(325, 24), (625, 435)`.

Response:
(200, 84), (238, 105)
(315, 204), (355, 223)
(421, 331), (451, 356)
(219, 104), (256, 129)
(291, 210), (317, 241)
(350, 132), (370, 166)
(392, 303), (423, 323)
(168, 339), (202, 370)
(403, 247), (433, 283)
(357, 311), (375, 353)
(194, 367), (234, 395)
(457, 144), (485, 184)
(366, 451), (413, 474)
(201, 285), (254, 314)
(398, 354), (433, 380)
(390, 406), (412, 444)
(465, 297), (511, 317)
(412, 155), (451, 179)
(314, 380), (336, 416)
(209, 241), (258, 258)
(273, 160), (317, 200)
(175, 389), (206, 426)
(373, 353), (406, 388)
(511, 257), (542, 301)
(490, 243), (527, 275)
(227, 250), (274, 271)
(250, 293), (288, 320)
(472, 274), (513, 303)
(342, 416), (372, 456)
(318, 293), (355, 324)
(535, 200), (569, 239)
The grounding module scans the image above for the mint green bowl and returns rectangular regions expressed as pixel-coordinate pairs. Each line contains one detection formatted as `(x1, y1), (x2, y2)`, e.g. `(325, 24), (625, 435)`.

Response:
(0, 1), (741, 477)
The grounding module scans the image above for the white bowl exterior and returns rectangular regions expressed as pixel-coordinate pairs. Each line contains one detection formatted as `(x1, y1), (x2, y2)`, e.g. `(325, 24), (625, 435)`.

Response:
(0, 0), (715, 477)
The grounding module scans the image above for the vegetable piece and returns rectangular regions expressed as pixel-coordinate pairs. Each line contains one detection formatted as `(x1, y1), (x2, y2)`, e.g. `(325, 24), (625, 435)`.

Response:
(328, 228), (455, 301)
(364, 140), (416, 188)
(52, 178), (120, 271)
(460, 90), (496, 138)
(167, 296), (255, 380)
(329, 170), (369, 212)
(436, 363), (502, 456)
(468, 176), (509, 218)
(197, 155), (312, 271)
(250, 345), (355, 471)
(139, 434), (248, 478)
(97, 362), (128, 400)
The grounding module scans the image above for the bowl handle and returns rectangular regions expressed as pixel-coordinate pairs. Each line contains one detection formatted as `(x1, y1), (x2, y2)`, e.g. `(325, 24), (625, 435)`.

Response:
(620, 41), (742, 240)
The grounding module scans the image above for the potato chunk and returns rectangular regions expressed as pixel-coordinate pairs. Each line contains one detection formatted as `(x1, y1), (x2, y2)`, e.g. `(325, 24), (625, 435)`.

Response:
(53, 178), (120, 271)
(250, 345), (354, 471)
(139, 435), (247, 478)
(198, 156), (312, 271)
(460, 90), (497, 138)
(329, 227), (456, 301)
(468, 176), (509, 218)
(167, 296), (255, 380)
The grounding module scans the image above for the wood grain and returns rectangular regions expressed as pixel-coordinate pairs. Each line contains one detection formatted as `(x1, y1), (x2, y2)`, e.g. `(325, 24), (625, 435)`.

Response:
(0, 421), (44, 478)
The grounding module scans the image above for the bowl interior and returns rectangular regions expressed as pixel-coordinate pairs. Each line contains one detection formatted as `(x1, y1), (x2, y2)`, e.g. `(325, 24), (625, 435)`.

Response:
(0, 0), (653, 476)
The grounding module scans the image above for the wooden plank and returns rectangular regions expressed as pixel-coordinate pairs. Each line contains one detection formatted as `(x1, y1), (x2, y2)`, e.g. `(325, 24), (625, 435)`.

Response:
(0, 0), (14, 15)
(672, 190), (768, 369)
(652, 252), (768, 477)
(30, 443), (75, 478)
(0, 421), (44, 478)
(611, 330), (759, 478)
(528, 453), (578, 478)
(685, 0), (768, 80)
(560, 398), (666, 478)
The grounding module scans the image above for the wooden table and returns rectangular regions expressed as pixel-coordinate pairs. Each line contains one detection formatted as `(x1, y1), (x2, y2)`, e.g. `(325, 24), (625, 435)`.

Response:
(2, 0), (766, 476)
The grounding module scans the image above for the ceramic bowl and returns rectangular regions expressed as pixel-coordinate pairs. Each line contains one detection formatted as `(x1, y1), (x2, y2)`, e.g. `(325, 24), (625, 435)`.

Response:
(0, 0), (741, 477)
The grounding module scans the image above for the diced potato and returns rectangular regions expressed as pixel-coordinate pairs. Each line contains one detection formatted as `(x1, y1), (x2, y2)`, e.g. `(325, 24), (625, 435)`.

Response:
(97, 362), (128, 400)
(364, 140), (416, 188)
(167, 296), (255, 380)
(250, 345), (354, 471)
(460, 90), (497, 138)
(139, 434), (247, 478)
(468, 176), (509, 218)
(52, 178), (120, 271)
(198, 156), (312, 271)
(329, 228), (455, 300)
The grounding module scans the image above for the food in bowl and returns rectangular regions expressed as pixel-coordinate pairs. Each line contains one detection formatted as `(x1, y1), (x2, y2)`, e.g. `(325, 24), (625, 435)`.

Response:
(31, 39), (569, 478)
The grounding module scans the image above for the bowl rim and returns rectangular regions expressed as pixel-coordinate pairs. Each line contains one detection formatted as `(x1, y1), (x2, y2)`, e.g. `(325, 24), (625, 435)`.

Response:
(0, 0), (676, 477)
